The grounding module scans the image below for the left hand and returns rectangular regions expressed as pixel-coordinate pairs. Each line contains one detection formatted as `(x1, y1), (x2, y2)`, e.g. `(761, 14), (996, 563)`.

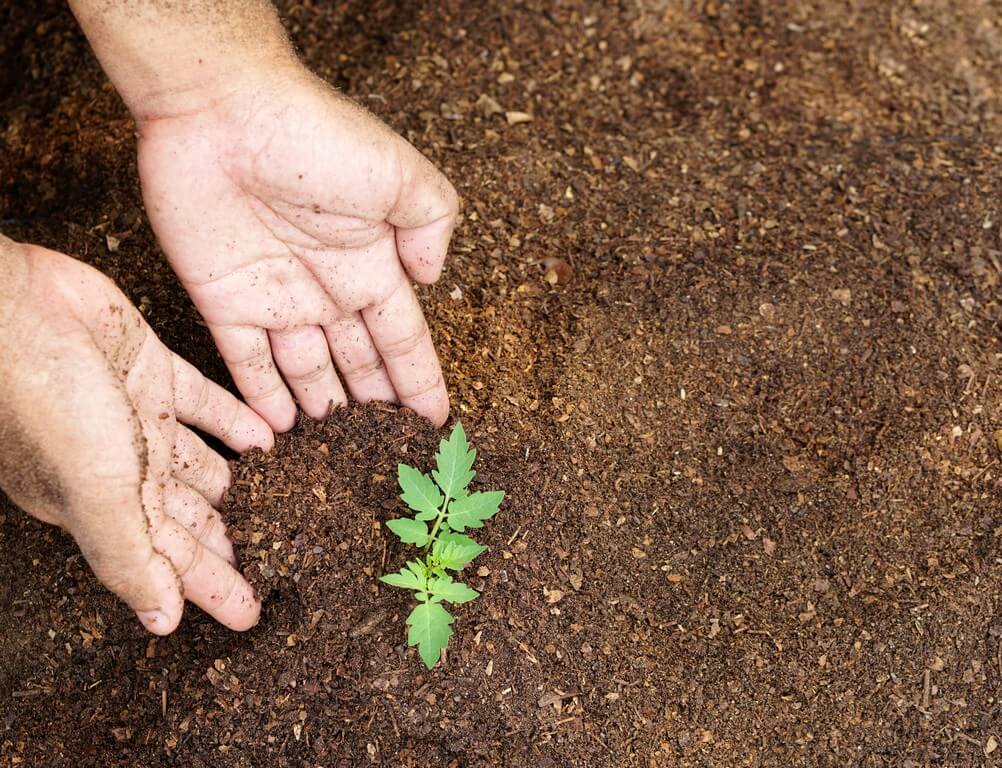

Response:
(136, 68), (459, 432)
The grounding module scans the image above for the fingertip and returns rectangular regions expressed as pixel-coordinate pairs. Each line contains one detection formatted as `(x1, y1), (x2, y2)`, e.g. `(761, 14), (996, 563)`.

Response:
(133, 555), (184, 635)
(242, 409), (277, 452)
(397, 214), (454, 284)
(301, 399), (334, 421)
(254, 427), (277, 452)
(136, 608), (181, 635)
(252, 393), (297, 434)
(431, 401), (450, 428)
(407, 388), (450, 428)
(222, 581), (262, 632)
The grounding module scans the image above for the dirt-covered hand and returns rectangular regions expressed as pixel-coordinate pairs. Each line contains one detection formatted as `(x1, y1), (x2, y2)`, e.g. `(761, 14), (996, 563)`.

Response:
(137, 69), (459, 432)
(0, 240), (273, 634)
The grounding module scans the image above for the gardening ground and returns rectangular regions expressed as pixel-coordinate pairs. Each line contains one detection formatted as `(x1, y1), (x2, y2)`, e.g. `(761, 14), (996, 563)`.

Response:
(2, 1), (1002, 766)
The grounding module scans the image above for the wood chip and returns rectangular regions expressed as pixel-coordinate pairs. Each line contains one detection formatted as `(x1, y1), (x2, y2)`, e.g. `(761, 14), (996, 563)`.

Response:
(830, 288), (852, 306)
(542, 256), (574, 285)
(475, 93), (504, 117)
(505, 111), (533, 125)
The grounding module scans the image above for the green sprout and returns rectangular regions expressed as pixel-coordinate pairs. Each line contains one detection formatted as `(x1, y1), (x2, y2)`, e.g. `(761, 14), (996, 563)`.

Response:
(379, 422), (504, 669)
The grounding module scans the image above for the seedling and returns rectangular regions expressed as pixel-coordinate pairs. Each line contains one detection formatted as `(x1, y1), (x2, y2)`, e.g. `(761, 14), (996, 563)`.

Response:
(379, 422), (504, 669)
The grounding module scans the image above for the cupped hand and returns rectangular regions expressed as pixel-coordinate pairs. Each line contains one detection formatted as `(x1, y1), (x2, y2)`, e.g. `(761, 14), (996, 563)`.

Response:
(137, 68), (459, 432)
(0, 241), (273, 634)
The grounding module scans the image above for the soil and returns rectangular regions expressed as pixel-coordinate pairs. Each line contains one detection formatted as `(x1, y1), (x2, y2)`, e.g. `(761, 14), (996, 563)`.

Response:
(2, 0), (1002, 766)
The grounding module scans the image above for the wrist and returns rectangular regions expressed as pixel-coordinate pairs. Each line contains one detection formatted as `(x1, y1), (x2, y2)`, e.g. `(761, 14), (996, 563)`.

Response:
(129, 52), (305, 125)
(69, 0), (301, 123)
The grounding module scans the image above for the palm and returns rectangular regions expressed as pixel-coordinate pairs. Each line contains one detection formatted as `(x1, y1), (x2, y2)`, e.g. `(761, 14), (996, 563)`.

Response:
(138, 74), (458, 431)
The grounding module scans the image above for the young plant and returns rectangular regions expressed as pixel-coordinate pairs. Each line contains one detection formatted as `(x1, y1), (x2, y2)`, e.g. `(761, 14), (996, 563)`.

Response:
(379, 422), (504, 669)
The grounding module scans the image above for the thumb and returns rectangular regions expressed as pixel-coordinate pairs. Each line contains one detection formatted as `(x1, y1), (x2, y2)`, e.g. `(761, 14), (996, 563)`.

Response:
(70, 490), (185, 636)
(389, 141), (460, 285)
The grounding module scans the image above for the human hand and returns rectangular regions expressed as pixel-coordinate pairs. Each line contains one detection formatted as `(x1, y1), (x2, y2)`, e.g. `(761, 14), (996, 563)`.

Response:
(0, 240), (273, 634)
(137, 68), (459, 432)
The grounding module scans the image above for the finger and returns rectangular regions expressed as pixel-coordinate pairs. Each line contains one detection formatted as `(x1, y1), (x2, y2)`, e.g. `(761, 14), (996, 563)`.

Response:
(323, 313), (397, 405)
(165, 478), (236, 565)
(361, 278), (449, 426)
(388, 143), (459, 284)
(172, 424), (231, 507)
(209, 324), (297, 433)
(171, 354), (274, 452)
(71, 487), (185, 636)
(151, 515), (260, 632)
(47, 341), (187, 636)
(268, 326), (346, 420)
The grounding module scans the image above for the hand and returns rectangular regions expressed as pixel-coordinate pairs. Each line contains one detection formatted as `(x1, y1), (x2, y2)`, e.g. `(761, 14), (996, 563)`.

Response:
(0, 241), (273, 634)
(137, 68), (459, 431)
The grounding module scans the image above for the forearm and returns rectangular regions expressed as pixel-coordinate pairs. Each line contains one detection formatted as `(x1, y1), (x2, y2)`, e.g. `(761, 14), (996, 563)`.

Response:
(68, 0), (299, 121)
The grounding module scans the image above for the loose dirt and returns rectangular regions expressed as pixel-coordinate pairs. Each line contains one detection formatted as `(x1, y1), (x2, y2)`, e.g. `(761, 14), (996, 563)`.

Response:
(2, 0), (1002, 765)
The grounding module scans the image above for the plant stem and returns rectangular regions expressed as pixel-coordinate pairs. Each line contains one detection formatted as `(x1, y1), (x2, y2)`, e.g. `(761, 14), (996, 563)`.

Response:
(424, 494), (452, 551)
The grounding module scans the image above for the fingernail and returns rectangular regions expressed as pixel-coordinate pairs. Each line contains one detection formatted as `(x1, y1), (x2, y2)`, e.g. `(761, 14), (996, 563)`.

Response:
(137, 609), (171, 634)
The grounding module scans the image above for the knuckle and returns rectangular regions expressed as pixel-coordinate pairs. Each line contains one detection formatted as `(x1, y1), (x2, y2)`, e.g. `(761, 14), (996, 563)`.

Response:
(193, 375), (213, 415)
(244, 376), (288, 403)
(172, 534), (202, 579)
(221, 346), (272, 372)
(380, 324), (430, 361)
(284, 357), (332, 384)
(401, 373), (446, 401)
(221, 397), (244, 440)
(204, 565), (238, 609)
(337, 350), (385, 379)
(198, 511), (223, 544)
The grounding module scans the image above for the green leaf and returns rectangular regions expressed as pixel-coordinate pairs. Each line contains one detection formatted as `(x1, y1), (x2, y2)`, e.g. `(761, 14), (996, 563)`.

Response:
(432, 422), (476, 498)
(398, 464), (444, 521)
(386, 518), (429, 546)
(379, 567), (423, 591)
(433, 532), (487, 570)
(406, 602), (454, 669)
(447, 490), (505, 532)
(427, 576), (479, 604)
(405, 560), (427, 583)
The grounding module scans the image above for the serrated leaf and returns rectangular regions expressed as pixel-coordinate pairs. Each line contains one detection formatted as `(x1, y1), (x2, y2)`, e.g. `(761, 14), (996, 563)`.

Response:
(405, 560), (427, 583)
(447, 490), (505, 532)
(386, 517), (429, 546)
(438, 531), (478, 546)
(432, 422), (476, 498)
(380, 568), (423, 591)
(398, 464), (444, 520)
(434, 532), (487, 570)
(427, 576), (480, 604)
(406, 602), (454, 669)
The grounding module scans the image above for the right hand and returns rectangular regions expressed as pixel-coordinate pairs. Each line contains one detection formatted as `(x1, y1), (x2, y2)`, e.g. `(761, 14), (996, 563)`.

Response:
(136, 66), (459, 431)
(0, 239), (274, 634)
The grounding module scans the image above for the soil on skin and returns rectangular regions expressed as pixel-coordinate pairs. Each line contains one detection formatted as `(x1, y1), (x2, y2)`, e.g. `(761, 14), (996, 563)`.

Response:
(3, 0), (1002, 766)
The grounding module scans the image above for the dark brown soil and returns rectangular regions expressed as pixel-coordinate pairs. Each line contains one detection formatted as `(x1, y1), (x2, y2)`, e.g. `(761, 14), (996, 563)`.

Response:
(3, 0), (1002, 766)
